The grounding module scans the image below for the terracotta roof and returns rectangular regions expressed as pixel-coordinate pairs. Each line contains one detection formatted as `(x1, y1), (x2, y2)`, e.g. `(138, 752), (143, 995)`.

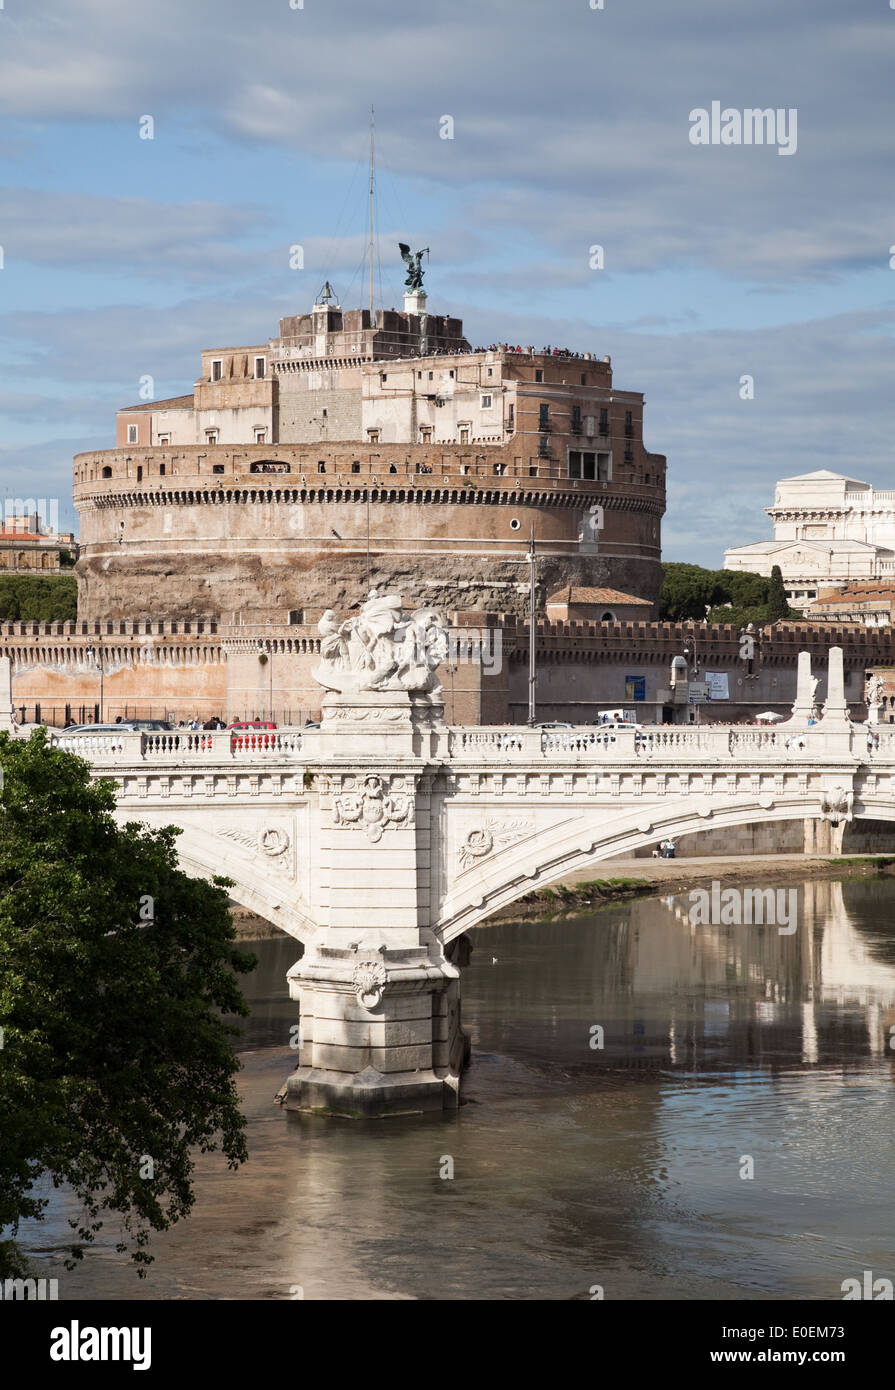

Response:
(119, 394), (194, 413)
(813, 585), (895, 606)
(0, 531), (47, 541)
(546, 586), (652, 606)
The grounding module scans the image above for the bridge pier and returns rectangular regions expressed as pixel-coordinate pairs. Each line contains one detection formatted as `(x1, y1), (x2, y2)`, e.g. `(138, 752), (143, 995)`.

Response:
(282, 941), (469, 1118)
(279, 680), (469, 1117)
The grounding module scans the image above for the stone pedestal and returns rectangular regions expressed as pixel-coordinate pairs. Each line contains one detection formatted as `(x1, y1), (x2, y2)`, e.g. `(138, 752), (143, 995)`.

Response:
(820, 646), (849, 725)
(317, 689), (449, 760)
(281, 944), (469, 1118)
(403, 290), (427, 317)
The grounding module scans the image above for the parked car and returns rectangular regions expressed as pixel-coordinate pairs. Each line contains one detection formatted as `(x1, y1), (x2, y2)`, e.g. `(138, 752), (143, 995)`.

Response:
(532, 721), (575, 730)
(57, 722), (138, 735)
(228, 719), (278, 749)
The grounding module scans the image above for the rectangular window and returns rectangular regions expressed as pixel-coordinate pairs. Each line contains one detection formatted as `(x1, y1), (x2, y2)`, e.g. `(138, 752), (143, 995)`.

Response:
(599, 408), (609, 433)
(213, 464), (225, 474)
(317, 461), (326, 473)
(571, 405), (582, 434)
(581, 451), (596, 480)
(420, 427), (433, 443)
(597, 452), (611, 481)
(254, 357), (265, 378)
(157, 433), (170, 446)
(127, 424), (138, 444)
(351, 461), (361, 473)
(367, 429), (380, 443)
(212, 360), (223, 382)
(459, 425), (471, 444)
(159, 463), (166, 476)
(487, 367), (493, 377)
(428, 372), (434, 381)
(535, 369), (543, 383)
(481, 393), (492, 409)
(625, 410), (633, 436)
(539, 403), (549, 428)
(136, 465), (143, 482)
(205, 430), (219, 444)
(254, 429), (267, 444)
(580, 374), (586, 385)
(507, 404), (515, 431)
(380, 373), (387, 384)
(568, 450), (582, 479)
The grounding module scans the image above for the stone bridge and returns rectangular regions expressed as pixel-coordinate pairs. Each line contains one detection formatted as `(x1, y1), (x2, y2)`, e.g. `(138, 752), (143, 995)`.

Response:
(10, 642), (892, 1116)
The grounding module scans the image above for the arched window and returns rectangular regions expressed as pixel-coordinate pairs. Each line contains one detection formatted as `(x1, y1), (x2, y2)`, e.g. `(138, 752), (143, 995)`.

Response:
(601, 610), (615, 623)
(101, 466), (112, 479)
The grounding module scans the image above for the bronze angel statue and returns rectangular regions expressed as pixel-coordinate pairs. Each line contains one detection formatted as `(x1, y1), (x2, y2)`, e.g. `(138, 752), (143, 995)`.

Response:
(398, 243), (429, 291)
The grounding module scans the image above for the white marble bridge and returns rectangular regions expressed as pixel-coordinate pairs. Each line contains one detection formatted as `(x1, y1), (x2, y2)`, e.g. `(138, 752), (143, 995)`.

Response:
(4, 623), (890, 1116)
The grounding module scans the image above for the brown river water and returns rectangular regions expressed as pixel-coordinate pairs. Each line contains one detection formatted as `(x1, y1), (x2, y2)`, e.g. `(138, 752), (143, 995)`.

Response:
(15, 875), (895, 1300)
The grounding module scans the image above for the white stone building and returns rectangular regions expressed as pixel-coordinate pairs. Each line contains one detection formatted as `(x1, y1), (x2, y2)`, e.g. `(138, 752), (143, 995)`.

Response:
(724, 470), (895, 607)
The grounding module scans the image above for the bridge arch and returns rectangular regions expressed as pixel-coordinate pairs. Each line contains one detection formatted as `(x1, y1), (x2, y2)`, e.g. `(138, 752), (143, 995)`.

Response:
(435, 795), (830, 943)
(113, 811), (316, 943)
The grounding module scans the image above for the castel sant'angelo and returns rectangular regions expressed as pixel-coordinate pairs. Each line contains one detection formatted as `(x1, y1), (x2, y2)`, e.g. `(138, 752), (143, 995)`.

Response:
(74, 261), (666, 626)
(5, 254), (889, 727)
(7, 250), (714, 727)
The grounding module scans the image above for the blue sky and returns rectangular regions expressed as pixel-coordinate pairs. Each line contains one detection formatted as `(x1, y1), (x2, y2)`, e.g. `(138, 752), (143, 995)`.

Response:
(1, 0), (894, 560)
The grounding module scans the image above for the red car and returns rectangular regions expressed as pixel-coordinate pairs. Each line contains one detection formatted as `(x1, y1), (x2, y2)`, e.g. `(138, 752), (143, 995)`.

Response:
(228, 719), (278, 750)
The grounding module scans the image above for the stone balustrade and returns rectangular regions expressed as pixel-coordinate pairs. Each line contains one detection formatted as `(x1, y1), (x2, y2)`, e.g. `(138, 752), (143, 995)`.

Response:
(39, 719), (889, 769)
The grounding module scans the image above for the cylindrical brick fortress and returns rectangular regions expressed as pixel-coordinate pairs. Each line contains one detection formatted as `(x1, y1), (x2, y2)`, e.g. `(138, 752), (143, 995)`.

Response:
(74, 440), (664, 623)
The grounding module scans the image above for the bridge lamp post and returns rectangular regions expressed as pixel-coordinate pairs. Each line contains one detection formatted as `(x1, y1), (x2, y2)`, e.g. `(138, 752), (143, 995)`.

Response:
(257, 643), (273, 721)
(86, 643), (104, 723)
(683, 645), (700, 726)
(527, 525), (538, 726)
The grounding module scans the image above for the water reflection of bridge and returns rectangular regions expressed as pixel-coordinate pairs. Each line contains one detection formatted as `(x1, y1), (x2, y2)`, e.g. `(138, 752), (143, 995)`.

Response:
(637, 879), (895, 1068)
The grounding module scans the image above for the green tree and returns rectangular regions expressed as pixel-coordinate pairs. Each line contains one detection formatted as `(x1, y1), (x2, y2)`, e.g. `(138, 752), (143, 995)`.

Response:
(0, 729), (256, 1277)
(659, 563), (727, 621)
(662, 562), (802, 625)
(766, 564), (789, 621)
(0, 575), (77, 622)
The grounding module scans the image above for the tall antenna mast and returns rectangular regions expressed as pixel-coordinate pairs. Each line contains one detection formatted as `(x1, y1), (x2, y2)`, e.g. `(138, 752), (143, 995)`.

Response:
(368, 105), (375, 320)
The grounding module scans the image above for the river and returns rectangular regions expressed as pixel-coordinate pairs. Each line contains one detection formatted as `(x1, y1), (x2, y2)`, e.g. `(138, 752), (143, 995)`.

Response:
(17, 875), (895, 1300)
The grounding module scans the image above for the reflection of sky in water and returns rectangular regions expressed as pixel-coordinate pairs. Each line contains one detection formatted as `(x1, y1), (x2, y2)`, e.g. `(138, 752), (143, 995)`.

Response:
(12, 875), (895, 1301)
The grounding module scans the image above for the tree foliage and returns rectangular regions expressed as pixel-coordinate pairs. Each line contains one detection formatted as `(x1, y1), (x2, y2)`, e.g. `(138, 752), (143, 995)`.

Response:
(0, 729), (256, 1276)
(0, 575), (78, 622)
(660, 562), (802, 624)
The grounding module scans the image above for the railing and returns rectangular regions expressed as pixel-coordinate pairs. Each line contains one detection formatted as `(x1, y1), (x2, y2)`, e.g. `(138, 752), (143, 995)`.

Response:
(42, 720), (895, 770)
(49, 729), (304, 760)
(447, 723), (882, 764)
(50, 731), (138, 758)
